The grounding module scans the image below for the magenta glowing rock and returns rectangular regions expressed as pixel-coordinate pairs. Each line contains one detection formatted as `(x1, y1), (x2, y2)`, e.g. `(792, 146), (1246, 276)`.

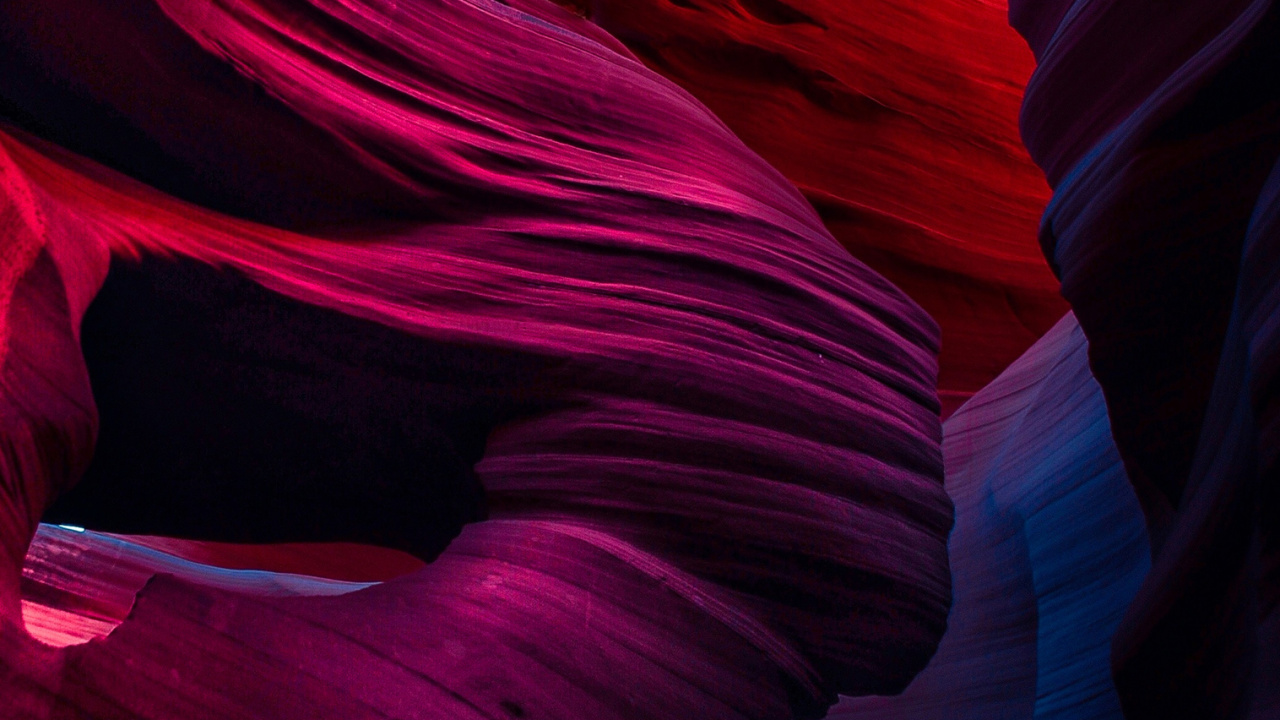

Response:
(0, 0), (953, 717)
(832, 313), (1150, 720)
(554, 0), (1067, 414)
(8, 0), (1278, 716)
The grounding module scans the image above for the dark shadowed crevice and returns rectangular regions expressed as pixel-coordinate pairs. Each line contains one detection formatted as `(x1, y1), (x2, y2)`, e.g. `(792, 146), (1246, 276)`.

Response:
(44, 254), (555, 562)
(735, 0), (826, 29)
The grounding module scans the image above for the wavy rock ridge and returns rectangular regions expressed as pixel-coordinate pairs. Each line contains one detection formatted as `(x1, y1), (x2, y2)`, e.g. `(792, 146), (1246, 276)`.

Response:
(0, 1), (953, 717)
(557, 0), (1067, 413)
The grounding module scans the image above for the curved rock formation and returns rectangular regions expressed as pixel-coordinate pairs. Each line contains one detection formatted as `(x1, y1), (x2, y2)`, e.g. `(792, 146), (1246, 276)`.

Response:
(833, 313), (1150, 720)
(1012, 0), (1280, 716)
(552, 0), (1067, 413)
(0, 0), (953, 717)
(20, 525), (406, 649)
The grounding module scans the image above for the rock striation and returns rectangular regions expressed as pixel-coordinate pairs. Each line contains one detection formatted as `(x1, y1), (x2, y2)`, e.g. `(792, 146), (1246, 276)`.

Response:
(1011, 0), (1280, 716)
(558, 0), (1067, 413)
(0, 1), (954, 717)
(832, 313), (1150, 720)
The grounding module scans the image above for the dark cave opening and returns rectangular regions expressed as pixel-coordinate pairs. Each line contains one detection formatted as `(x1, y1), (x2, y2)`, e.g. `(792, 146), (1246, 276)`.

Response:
(43, 254), (546, 562)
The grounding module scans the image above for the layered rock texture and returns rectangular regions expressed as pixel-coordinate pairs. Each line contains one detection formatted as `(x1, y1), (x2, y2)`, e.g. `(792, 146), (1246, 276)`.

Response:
(4, 0), (1280, 718)
(0, 1), (952, 717)
(829, 0), (1280, 715)
(833, 313), (1150, 720)
(554, 0), (1067, 413)
(1013, 0), (1280, 716)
